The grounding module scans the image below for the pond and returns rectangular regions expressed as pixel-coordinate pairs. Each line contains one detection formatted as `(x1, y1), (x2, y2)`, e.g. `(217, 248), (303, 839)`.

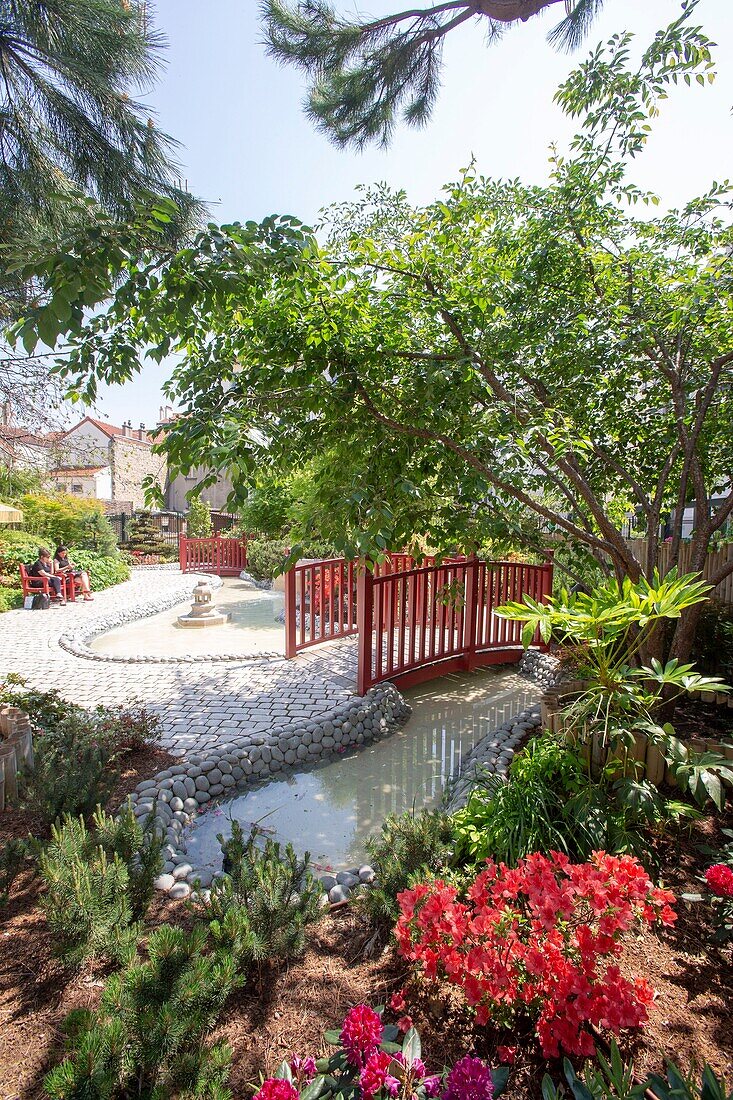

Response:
(184, 665), (539, 875)
(90, 577), (285, 658)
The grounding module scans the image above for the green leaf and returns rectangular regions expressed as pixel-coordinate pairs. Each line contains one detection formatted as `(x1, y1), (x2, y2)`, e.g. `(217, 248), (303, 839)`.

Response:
(323, 1030), (341, 1045)
(301, 1076), (327, 1100)
(491, 1066), (511, 1096)
(401, 1026), (421, 1065)
(275, 1060), (293, 1081)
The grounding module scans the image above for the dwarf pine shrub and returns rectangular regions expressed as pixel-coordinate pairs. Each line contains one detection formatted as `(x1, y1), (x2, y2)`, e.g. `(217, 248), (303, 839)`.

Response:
(203, 820), (323, 973)
(44, 924), (236, 1100)
(23, 711), (119, 823)
(357, 809), (454, 935)
(39, 804), (163, 967)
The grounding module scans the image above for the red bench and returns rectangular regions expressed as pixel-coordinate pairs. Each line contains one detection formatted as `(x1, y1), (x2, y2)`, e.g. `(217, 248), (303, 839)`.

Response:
(19, 564), (87, 603)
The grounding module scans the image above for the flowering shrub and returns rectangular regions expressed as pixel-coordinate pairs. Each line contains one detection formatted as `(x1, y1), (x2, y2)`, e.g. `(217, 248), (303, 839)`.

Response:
(252, 1006), (502, 1099)
(683, 829), (733, 944)
(396, 851), (676, 1058)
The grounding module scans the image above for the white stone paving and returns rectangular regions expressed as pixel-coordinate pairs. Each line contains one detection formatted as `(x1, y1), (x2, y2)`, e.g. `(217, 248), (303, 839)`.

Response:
(0, 569), (358, 756)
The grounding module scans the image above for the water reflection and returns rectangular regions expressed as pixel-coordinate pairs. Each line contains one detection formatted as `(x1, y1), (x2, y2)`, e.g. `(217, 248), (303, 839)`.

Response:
(185, 667), (538, 873)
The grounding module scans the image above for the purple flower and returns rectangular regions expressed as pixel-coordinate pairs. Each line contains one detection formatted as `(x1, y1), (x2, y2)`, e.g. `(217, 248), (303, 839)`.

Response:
(424, 1076), (442, 1097)
(442, 1056), (494, 1100)
(385, 1076), (400, 1097)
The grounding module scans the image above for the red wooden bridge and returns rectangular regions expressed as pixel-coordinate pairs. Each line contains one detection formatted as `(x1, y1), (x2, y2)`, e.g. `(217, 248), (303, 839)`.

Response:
(177, 539), (553, 692)
(284, 553), (553, 694)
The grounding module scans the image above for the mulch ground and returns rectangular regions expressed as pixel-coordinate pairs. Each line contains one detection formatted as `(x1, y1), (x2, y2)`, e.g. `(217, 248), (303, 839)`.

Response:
(1, 753), (731, 1100)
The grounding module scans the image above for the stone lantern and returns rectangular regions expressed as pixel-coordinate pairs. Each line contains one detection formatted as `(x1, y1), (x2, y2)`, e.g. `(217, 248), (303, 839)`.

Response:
(177, 580), (228, 628)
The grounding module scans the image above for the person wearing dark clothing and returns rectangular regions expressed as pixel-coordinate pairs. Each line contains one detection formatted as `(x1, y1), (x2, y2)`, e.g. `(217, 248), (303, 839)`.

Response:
(54, 545), (93, 600)
(29, 549), (64, 601)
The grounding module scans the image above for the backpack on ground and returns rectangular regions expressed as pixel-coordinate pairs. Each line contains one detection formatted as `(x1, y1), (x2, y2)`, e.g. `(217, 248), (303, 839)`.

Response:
(31, 592), (50, 610)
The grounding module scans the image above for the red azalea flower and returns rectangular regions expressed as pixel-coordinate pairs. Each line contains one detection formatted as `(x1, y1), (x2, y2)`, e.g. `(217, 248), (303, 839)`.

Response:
(397, 1015), (413, 1033)
(497, 1046), (517, 1064)
(705, 864), (733, 899)
(388, 989), (407, 1013)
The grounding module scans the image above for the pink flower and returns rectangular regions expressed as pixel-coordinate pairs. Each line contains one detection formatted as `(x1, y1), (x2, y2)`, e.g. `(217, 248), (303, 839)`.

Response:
(442, 1056), (494, 1100)
(340, 1004), (383, 1069)
(289, 1054), (317, 1084)
(359, 1050), (393, 1100)
(497, 1046), (516, 1065)
(705, 864), (733, 899)
(397, 1015), (413, 1033)
(388, 989), (407, 1013)
(253, 1080), (299, 1100)
(424, 1075), (442, 1096)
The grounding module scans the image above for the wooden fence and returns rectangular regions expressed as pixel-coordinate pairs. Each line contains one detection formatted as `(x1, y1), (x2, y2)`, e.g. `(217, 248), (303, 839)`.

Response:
(179, 536), (248, 575)
(626, 539), (733, 605)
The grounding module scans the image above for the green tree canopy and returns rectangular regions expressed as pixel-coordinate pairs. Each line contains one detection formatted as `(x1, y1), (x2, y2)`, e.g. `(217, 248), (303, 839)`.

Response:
(262, 0), (606, 148)
(11, 6), (732, 661)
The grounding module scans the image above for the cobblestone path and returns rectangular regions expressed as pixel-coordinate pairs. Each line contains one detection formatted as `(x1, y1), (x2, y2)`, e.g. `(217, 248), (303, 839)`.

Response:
(0, 569), (357, 756)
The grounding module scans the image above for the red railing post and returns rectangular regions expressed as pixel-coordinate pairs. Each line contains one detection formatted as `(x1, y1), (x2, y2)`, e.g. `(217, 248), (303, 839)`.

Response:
(462, 553), (480, 671)
(356, 561), (374, 695)
(179, 538), (187, 572)
(285, 565), (297, 659)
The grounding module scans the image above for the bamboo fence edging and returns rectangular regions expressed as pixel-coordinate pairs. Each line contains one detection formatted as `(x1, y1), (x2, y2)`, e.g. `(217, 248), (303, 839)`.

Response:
(0, 705), (33, 812)
(540, 685), (733, 784)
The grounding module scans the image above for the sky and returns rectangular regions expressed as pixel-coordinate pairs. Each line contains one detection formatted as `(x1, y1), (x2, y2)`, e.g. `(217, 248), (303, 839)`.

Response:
(90, 0), (733, 428)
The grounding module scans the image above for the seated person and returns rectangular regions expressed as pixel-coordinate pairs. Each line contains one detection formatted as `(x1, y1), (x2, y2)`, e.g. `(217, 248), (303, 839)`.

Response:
(28, 548), (64, 601)
(54, 545), (93, 601)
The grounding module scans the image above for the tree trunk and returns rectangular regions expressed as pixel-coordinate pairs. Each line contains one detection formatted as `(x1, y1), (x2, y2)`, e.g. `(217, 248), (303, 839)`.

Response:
(474, 0), (564, 20)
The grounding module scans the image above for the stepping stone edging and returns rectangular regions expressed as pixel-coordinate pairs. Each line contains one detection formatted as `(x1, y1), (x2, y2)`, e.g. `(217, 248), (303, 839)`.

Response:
(127, 683), (412, 902)
(57, 574), (283, 664)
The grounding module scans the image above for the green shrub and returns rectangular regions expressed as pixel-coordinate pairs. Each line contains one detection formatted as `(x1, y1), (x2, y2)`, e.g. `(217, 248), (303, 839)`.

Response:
(202, 821), (324, 974)
(22, 711), (119, 823)
(0, 586), (22, 611)
(239, 477), (293, 537)
(39, 813), (142, 967)
(123, 510), (173, 556)
(245, 537), (291, 580)
(70, 548), (130, 589)
(187, 496), (213, 537)
(92, 801), (164, 918)
(0, 463), (43, 502)
(44, 924), (236, 1100)
(452, 738), (648, 867)
(0, 531), (52, 611)
(357, 809), (454, 937)
(0, 677), (81, 734)
(20, 492), (117, 554)
(542, 1040), (732, 1100)
(93, 699), (161, 754)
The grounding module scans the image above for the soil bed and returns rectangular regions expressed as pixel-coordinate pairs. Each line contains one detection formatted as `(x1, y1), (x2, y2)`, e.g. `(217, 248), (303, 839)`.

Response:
(672, 698), (733, 743)
(1, 765), (731, 1099)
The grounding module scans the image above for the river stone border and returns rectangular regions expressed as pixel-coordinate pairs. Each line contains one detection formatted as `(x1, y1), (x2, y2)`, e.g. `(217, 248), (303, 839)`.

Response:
(57, 573), (285, 664)
(126, 682), (411, 901)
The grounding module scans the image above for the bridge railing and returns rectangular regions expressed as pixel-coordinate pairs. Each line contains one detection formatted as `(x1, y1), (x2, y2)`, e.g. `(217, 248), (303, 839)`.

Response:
(179, 536), (248, 575)
(356, 556), (553, 694)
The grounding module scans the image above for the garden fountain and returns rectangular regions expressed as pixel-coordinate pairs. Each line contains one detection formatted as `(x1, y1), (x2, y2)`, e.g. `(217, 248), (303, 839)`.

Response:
(176, 579), (229, 628)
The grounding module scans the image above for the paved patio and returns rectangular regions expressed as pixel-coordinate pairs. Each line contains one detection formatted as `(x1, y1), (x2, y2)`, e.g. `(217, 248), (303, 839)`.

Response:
(0, 569), (358, 756)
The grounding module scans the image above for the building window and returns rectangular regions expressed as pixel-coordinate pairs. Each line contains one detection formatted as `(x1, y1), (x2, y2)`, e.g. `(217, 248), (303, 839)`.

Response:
(71, 483), (83, 493)
(56, 484), (66, 492)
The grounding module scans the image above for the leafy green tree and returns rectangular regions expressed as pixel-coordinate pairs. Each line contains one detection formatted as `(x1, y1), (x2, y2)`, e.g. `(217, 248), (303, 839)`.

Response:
(187, 495), (213, 537)
(262, 0), (606, 147)
(11, 8), (732, 663)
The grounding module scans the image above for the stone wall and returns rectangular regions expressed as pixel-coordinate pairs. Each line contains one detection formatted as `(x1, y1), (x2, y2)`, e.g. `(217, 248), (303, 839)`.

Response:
(111, 438), (167, 509)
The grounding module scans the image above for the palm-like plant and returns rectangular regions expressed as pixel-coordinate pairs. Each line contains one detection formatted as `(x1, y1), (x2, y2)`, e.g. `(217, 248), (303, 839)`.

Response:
(262, 0), (607, 148)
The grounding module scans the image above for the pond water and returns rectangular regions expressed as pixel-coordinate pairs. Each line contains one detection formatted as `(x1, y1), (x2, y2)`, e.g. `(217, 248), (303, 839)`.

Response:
(90, 578), (285, 658)
(185, 666), (538, 875)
